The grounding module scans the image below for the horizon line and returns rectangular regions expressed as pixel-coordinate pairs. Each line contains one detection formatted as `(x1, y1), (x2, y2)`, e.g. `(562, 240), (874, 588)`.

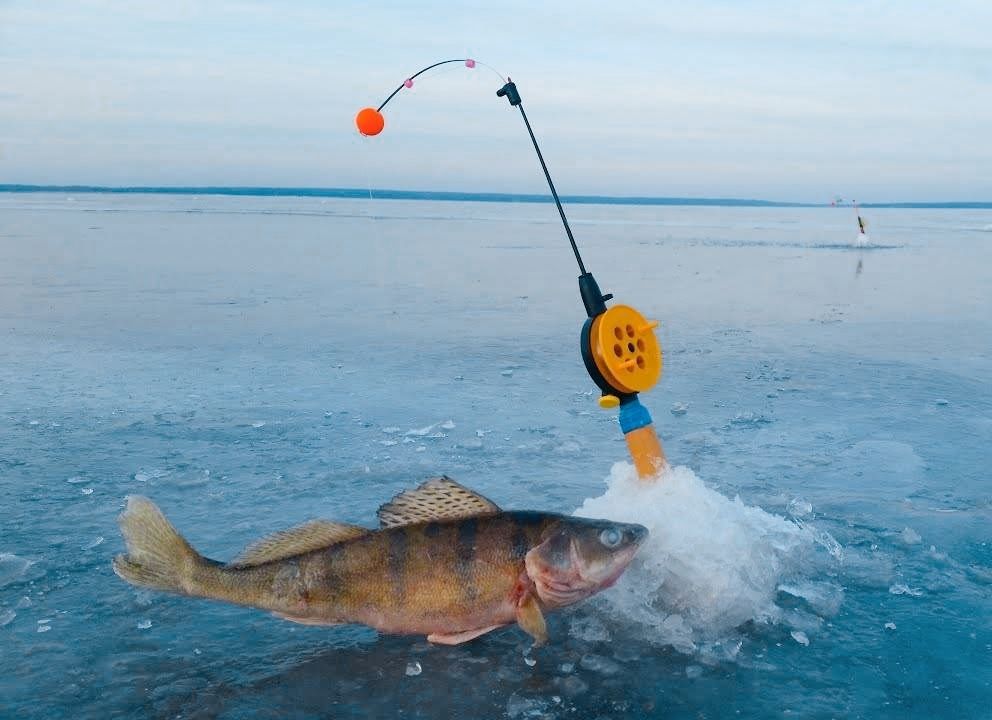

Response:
(1, 184), (990, 209)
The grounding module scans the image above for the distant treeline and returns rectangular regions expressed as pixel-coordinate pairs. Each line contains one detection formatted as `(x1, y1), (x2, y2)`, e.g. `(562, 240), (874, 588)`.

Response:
(1, 185), (989, 209)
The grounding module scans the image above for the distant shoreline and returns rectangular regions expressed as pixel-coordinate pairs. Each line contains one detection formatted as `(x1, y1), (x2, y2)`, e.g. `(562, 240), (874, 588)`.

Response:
(1, 185), (989, 209)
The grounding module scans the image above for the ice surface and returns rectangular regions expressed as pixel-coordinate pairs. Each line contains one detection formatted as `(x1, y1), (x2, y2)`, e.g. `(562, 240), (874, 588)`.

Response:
(900, 527), (922, 545)
(405, 423), (436, 437)
(405, 661), (422, 677)
(777, 581), (844, 617)
(1, 197), (990, 718)
(790, 630), (810, 646)
(0, 554), (33, 588)
(579, 653), (621, 675)
(555, 675), (589, 697)
(568, 615), (612, 643)
(925, 545), (946, 562)
(889, 584), (923, 597)
(575, 463), (841, 652)
(505, 693), (549, 719)
(728, 411), (773, 427)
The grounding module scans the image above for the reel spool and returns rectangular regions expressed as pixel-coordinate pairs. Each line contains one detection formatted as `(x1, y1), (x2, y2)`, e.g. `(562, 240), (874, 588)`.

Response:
(582, 304), (662, 407)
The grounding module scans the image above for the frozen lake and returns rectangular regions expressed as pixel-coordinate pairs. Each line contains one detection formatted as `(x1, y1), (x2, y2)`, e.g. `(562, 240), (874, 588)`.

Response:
(1, 193), (990, 718)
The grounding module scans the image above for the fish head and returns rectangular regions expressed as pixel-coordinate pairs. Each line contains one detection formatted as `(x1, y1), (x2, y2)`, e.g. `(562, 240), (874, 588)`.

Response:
(524, 516), (648, 608)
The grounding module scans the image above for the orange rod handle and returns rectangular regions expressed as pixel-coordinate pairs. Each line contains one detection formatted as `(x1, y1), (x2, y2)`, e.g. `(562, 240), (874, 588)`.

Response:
(625, 424), (667, 481)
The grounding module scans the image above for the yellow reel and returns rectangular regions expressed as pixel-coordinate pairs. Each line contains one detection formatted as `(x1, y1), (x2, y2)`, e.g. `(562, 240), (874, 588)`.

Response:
(589, 304), (662, 395)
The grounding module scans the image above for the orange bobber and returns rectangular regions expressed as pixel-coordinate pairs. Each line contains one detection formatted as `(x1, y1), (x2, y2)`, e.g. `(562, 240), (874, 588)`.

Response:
(355, 107), (385, 136)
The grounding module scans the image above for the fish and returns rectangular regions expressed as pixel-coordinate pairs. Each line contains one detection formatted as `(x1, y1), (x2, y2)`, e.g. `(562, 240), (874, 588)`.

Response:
(112, 476), (647, 646)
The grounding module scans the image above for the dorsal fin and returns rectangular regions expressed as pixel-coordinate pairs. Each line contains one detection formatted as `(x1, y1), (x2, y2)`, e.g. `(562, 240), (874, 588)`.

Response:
(228, 520), (368, 567)
(377, 476), (501, 528)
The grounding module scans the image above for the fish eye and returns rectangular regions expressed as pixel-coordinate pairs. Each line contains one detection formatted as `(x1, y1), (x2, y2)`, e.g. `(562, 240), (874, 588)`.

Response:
(599, 527), (622, 548)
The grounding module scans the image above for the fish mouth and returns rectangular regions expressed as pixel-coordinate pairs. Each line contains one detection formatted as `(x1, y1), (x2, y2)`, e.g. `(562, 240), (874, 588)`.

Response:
(598, 543), (643, 589)
(627, 523), (649, 546)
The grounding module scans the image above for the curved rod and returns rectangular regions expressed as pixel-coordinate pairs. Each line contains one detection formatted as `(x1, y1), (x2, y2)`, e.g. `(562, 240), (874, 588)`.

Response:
(377, 59), (470, 112)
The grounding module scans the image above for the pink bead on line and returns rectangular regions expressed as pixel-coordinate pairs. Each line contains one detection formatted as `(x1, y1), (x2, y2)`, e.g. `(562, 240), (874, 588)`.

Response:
(465, 59), (476, 68)
(404, 78), (413, 88)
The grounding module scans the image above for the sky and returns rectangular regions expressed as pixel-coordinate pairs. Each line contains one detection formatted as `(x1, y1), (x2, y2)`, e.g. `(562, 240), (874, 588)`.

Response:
(0, 1), (989, 202)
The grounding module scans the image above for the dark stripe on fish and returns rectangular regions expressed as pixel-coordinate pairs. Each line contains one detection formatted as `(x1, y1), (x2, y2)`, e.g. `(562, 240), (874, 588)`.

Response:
(456, 518), (478, 601)
(512, 523), (530, 561)
(388, 526), (408, 603)
(509, 511), (547, 528)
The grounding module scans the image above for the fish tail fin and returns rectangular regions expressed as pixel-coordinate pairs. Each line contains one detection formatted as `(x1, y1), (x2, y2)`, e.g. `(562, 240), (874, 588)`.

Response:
(112, 496), (204, 594)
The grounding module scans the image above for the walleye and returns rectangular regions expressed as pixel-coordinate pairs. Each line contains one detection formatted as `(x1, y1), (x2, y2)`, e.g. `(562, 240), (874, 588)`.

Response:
(113, 477), (647, 645)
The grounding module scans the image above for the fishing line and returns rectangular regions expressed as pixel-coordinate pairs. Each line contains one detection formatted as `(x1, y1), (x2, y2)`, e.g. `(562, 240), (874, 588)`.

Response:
(358, 58), (503, 224)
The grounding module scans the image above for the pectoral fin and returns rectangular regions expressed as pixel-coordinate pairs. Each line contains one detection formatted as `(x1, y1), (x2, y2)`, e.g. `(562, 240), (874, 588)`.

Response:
(515, 593), (548, 647)
(426, 625), (502, 645)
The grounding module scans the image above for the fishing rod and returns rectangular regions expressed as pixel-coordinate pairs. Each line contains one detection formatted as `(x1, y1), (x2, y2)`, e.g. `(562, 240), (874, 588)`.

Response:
(853, 200), (867, 236)
(834, 196), (868, 238)
(355, 60), (667, 480)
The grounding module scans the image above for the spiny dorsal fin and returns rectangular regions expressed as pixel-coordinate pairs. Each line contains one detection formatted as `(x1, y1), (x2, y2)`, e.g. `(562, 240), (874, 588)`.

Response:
(377, 476), (501, 528)
(228, 520), (368, 567)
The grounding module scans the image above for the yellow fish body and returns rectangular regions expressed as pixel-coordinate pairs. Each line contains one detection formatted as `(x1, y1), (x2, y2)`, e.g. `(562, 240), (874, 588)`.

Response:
(113, 477), (647, 645)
